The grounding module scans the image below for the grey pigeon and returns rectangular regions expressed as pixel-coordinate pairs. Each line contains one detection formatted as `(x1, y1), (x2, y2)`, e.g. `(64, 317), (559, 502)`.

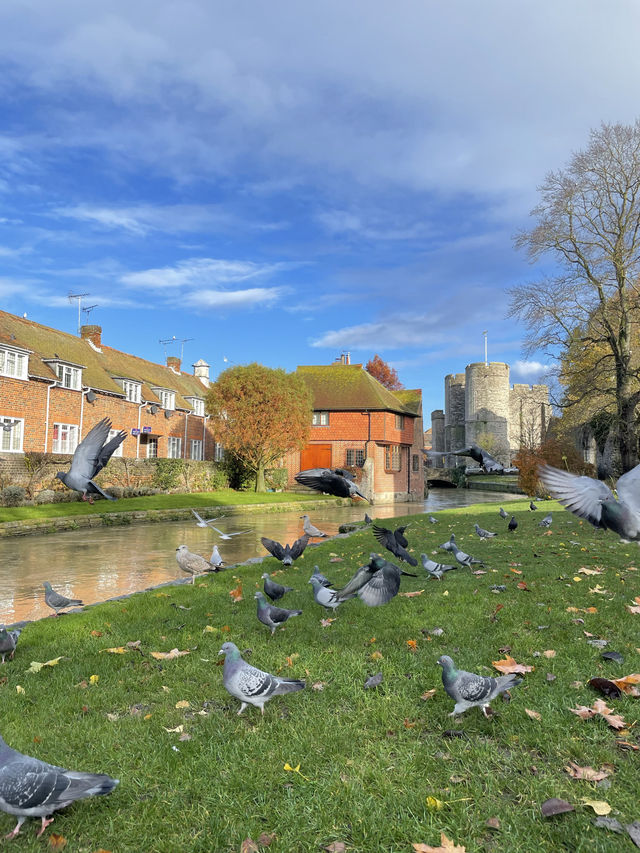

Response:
(364, 672), (383, 689)
(372, 524), (418, 566)
(451, 444), (505, 473)
(439, 535), (484, 567)
(254, 591), (302, 635)
(474, 523), (497, 539)
(207, 524), (252, 540)
(0, 733), (118, 838)
(261, 573), (294, 602)
(437, 654), (522, 717)
(0, 628), (20, 663)
(332, 554), (381, 602)
(261, 535), (309, 566)
(300, 514), (328, 538)
(429, 516), (438, 524)
(421, 555), (457, 580)
(357, 555), (415, 607)
(218, 641), (305, 715)
(539, 513), (553, 528)
(209, 544), (225, 569)
(529, 501), (538, 511)
(364, 513), (373, 524)
(310, 565), (333, 588)
(508, 516), (518, 532)
(55, 417), (126, 503)
(294, 468), (368, 501)
(539, 463), (640, 541)
(1, 420), (20, 432)
(175, 545), (214, 583)
(191, 509), (225, 528)
(308, 576), (340, 610)
(42, 582), (83, 616)
(499, 507), (508, 519)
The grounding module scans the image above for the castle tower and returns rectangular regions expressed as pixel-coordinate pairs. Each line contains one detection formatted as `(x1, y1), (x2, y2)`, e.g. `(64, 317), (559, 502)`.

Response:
(430, 409), (445, 467)
(465, 362), (510, 463)
(444, 373), (466, 462)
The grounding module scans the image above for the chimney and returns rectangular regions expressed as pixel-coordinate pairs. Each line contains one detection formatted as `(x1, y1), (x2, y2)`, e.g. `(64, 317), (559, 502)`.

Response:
(167, 355), (181, 373)
(80, 324), (102, 347)
(193, 358), (210, 387)
(341, 352), (350, 365)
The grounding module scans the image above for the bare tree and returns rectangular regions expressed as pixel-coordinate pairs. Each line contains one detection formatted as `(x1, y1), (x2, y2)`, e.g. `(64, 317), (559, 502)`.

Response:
(509, 121), (640, 473)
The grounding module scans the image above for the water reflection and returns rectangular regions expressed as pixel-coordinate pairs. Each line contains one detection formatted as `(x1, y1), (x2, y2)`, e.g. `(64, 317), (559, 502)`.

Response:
(0, 488), (520, 623)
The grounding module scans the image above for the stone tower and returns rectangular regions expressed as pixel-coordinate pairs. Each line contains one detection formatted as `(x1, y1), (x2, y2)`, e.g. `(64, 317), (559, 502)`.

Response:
(430, 409), (445, 467)
(444, 373), (466, 460)
(465, 362), (511, 463)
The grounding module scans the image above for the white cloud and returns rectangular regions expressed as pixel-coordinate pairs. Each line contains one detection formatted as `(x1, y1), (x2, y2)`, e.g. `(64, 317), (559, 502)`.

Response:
(181, 287), (283, 308)
(311, 314), (448, 350)
(511, 360), (548, 380)
(120, 258), (287, 289)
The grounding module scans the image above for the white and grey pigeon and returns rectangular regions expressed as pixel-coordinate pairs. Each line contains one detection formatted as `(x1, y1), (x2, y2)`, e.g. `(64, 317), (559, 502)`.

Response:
(55, 417), (126, 503)
(42, 582), (83, 616)
(0, 733), (118, 839)
(439, 535), (484, 567)
(261, 535), (310, 566)
(437, 654), (522, 717)
(499, 507), (508, 519)
(310, 566), (333, 588)
(539, 463), (640, 541)
(421, 555), (457, 580)
(209, 544), (224, 569)
(261, 573), (294, 602)
(538, 513), (553, 528)
(308, 576), (340, 610)
(175, 545), (215, 584)
(218, 641), (305, 715)
(191, 509), (225, 528)
(0, 628), (20, 663)
(254, 591), (302, 636)
(300, 514), (328, 538)
(429, 516), (438, 524)
(1, 420), (20, 432)
(474, 523), (497, 539)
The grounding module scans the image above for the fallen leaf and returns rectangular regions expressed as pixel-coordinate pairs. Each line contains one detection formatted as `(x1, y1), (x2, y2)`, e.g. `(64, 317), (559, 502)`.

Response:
(421, 689), (437, 701)
(285, 654), (299, 667)
(492, 656), (534, 675)
(370, 651), (383, 660)
(399, 589), (424, 598)
(283, 762), (310, 780)
(320, 618), (335, 628)
(257, 833), (276, 847)
(543, 650), (556, 658)
(175, 700), (190, 709)
(517, 581), (530, 591)
(329, 557), (343, 563)
(240, 840), (260, 853)
(525, 708), (542, 721)
(323, 844), (347, 853)
(89, 674), (99, 685)
(229, 583), (243, 603)
(100, 647), (128, 654)
(127, 640), (142, 649)
(593, 816), (624, 833)
(581, 798), (611, 815)
(26, 657), (64, 673)
(579, 567), (601, 575)
(625, 821), (640, 847)
(178, 732), (192, 742)
(48, 834), (67, 850)
(90, 630), (103, 637)
(203, 625), (217, 633)
(403, 718), (416, 729)
(565, 762), (612, 782)
(163, 725), (184, 733)
(312, 681), (327, 691)
(150, 649), (190, 660)
(570, 698), (627, 729)
(412, 833), (466, 852)
(425, 795), (444, 811)
(406, 640), (418, 651)
(485, 817), (501, 830)
(589, 585), (609, 595)
(612, 673), (640, 695)
(541, 798), (575, 817)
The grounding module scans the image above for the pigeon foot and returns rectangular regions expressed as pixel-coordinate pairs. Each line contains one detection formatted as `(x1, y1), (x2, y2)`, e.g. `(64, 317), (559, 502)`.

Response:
(5, 819), (24, 839)
(36, 817), (54, 838)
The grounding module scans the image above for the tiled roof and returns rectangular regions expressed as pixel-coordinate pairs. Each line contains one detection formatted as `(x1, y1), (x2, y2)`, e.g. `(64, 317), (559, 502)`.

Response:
(296, 364), (418, 415)
(393, 388), (422, 415)
(0, 310), (207, 409)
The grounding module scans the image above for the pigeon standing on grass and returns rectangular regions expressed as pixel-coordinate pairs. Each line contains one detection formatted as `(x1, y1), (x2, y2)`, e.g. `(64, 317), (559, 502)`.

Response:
(261, 573), (294, 602)
(421, 555), (457, 581)
(474, 523), (497, 539)
(372, 524), (418, 566)
(429, 516), (438, 524)
(55, 417), (126, 503)
(261, 535), (310, 566)
(218, 641), (305, 715)
(254, 591), (302, 636)
(508, 516), (518, 532)
(175, 545), (215, 584)
(43, 582), (83, 616)
(539, 513), (553, 528)
(294, 468), (368, 501)
(437, 654), (522, 717)
(300, 515), (328, 538)
(499, 507), (508, 519)
(529, 501), (538, 511)
(0, 628), (20, 663)
(308, 576), (340, 610)
(0, 733), (118, 839)
(439, 535), (484, 567)
(310, 566), (333, 588)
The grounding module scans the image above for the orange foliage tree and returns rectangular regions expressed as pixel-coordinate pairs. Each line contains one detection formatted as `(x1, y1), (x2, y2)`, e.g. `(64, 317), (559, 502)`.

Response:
(206, 363), (312, 492)
(365, 354), (404, 390)
(513, 436), (595, 497)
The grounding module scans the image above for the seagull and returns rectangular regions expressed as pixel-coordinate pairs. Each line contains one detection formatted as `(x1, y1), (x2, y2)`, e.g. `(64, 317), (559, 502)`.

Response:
(372, 524), (418, 566)
(474, 523), (497, 539)
(294, 468), (368, 500)
(508, 516), (518, 532)
(0, 628), (20, 663)
(438, 654), (522, 717)
(209, 544), (224, 569)
(439, 535), (484, 567)
(191, 509), (226, 528)
(357, 555), (416, 607)
(254, 591), (302, 636)
(175, 545), (215, 583)
(0, 733), (118, 839)
(529, 501), (538, 511)
(218, 641), (305, 715)
(300, 515), (328, 538)
(261, 573), (294, 602)
(42, 582), (83, 616)
(207, 524), (252, 540)
(499, 507), (508, 519)
(421, 555), (457, 580)
(539, 513), (553, 528)
(261, 535), (310, 566)
(55, 417), (126, 503)
(308, 576), (340, 610)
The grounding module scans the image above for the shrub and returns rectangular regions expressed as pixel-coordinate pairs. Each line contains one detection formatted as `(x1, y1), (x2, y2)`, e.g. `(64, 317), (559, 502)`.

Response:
(450, 465), (467, 488)
(107, 486), (124, 499)
(208, 468), (229, 491)
(265, 468), (288, 491)
(1, 485), (27, 507)
(220, 454), (254, 491)
(151, 459), (184, 490)
(52, 490), (82, 503)
(34, 489), (56, 505)
(513, 436), (595, 497)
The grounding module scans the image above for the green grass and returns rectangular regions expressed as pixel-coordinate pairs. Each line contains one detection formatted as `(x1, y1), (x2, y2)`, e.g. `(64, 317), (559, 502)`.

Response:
(2, 498), (639, 851)
(0, 489), (333, 522)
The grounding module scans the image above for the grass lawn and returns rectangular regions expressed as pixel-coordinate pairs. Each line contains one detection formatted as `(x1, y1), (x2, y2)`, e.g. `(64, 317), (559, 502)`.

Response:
(0, 490), (334, 522)
(2, 497), (639, 852)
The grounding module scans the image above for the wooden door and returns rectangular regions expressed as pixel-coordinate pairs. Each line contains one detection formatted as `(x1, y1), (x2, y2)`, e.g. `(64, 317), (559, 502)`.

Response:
(300, 444), (332, 470)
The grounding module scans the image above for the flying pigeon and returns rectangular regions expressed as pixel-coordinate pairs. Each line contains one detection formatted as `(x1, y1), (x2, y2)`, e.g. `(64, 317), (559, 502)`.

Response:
(55, 417), (126, 503)
(300, 514), (328, 538)
(428, 516), (438, 524)
(175, 545), (215, 583)
(508, 516), (518, 532)
(331, 555), (382, 602)
(539, 463), (640, 541)
(191, 509), (225, 528)
(261, 573), (294, 602)
(0, 628), (20, 663)
(294, 468), (368, 500)
(357, 555), (415, 606)
(0, 733), (118, 839)
(421, 555), (457, 580)
(218, 641), (305, 715)
(451, 444), (505, 473)
(261, 535), (310, 566)
(254, 591), (302, 636)
(529, 501), (538, 511)
(1, 420), (20, 432)
(474, 523), (497, 539)
(372, 524), (418, 566)
(207, 524), (252, 540)
(310, 566), (333, 588)
(539, 513), (553, 528)
(437, 654), (522, 717)
(499, 507), (508, 519)
(308, 576), (340, 610)
(439, 535), (484, 567)
(42, 582), (83, 616)
(209, 544), (224, 569)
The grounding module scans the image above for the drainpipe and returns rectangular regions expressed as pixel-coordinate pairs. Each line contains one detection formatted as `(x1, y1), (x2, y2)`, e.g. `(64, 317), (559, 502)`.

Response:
(361, 410), (371, 458)
(136, 401), (148, 459)
(43, 380), (58, 452)
(79, 386), (91, 439)
(202, 415), (208, 459)
(183, 412), (189, 459)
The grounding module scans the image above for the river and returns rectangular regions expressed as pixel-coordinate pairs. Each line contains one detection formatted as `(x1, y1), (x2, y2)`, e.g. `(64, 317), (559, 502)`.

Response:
(0, 488), (520, 623)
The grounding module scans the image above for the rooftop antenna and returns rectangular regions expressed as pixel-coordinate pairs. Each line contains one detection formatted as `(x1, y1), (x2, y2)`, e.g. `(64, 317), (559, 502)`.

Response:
(483, 330), (488, 366)
(69, 292), (90, 335)
(159, 336), (194, 363)
(82, 304), (98, 321)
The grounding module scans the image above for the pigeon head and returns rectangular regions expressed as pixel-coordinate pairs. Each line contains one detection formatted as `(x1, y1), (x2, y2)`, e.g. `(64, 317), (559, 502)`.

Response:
(437, 655), (454, 669)
(218, 641), (238, 657)
(42, 581), (52, 591)
(254, 590), (265, 600)
(261, 573), (269, 580)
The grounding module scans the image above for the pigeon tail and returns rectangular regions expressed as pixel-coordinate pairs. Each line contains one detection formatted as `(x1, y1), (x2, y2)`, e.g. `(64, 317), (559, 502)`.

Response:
(87, 480), (116, 501)
(273, 679), (305, 696)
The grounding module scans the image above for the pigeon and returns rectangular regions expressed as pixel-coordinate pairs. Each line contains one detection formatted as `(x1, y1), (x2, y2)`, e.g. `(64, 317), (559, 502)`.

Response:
(300, 514), (328, 538)
(42, 582), (83, 616)
(437, 654), (522, 717)
(0, 628), (20, 663)
(372, 524), (418, 566)
(429, 516), (438, 524)
(331, 555), (381, 602)
(0, 733), (118, 839)
(55, 417), (126, 503)
(206, 524), (252, 540)
(499, 507), (508, 519)
(508, 516), (518, 532)
(539, 513), (553, 528)
(308, 576), (340, 610)
(425, 445), (504, 473)
(191, 509), (225, 528)
(261, 573), (294, 602)
(1, 420), (20, 432)
(364, 513), (373, 524)
(474, 523), (497, 539)
(364, 672), (383, 689)
(254, 591), (302, 636)
(209, 544), (225, 569)
(439, 535), (484, 567)
(539, 463), (640, 541)
(175, 545), (214, 583)
(261, 535), (309, 566)
(218, 641), (305, 715)
(529, 501), (538, 511)
(294, 468), (368, 501)
(310, 566), (333, 588)
(357, 555), (415, 606)
(421, 555), (457, 580)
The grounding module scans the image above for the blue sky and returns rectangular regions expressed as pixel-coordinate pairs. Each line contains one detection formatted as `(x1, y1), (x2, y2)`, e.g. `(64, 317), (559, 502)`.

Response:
(2, 0), (640, 419)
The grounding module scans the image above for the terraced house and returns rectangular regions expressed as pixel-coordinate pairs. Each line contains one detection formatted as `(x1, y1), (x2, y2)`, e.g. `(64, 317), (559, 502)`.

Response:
(0, 310), (217, 464)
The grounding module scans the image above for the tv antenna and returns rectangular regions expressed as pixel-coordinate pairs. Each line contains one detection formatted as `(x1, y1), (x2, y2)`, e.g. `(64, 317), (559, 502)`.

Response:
(82, 304), (98, 320)
(159, 336), (194, 362)
(69, 292), (90, 334)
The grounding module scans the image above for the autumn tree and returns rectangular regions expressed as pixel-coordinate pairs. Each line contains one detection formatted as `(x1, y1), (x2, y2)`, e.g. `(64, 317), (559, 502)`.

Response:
(365, 354), (404, 390)
(509, 121), (640, 473)
(206, 363), (312, 492)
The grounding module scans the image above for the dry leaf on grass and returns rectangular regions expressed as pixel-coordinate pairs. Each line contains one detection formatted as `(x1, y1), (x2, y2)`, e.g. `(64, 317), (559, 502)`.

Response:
(323, 843), (347, 853)
(581, 798), (611, 815)
(100, 647), (128, 654)
(565, 762), (612, 782)
(48, 835), (67, 850)
(320, 618), (335, 628)
(525, 708), (542, 721)
(240, 840), (260, 853)
(399, 590), (424, 598)
(543, 650), (556, 658)
(412, 833), (466, 852)
(570, 698), (627, 729)
(612, 673), (640, 695)
(541, 798), (574, 817)
(421, 689), (437, 701)
(492, 656), (534, 675)
(26, 657), (64, 674)
(312, 681), (327, 691)
(229, 583), (243, 603)
(175, 700), (190, 709)
(150, 649), (190, 660)
(257, 833), (276, 847)
(626, 597), (640, 614)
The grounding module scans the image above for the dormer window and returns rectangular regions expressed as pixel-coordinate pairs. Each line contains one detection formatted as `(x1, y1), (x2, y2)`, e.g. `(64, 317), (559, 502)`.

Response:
(122, 380), (141, 403)
(153, 388), (175, 410)
(187, 397), (205, 416)
(55, 363), (82, 390)
(0, 346), (29, 380)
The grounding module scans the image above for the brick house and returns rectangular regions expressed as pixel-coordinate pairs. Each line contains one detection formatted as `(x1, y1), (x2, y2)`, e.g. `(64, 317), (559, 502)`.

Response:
(283, 359), (424, 503)
(0, 310), (218, 463)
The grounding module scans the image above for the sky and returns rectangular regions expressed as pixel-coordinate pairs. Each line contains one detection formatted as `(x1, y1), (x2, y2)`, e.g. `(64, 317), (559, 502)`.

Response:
(2, 0), (640, 419)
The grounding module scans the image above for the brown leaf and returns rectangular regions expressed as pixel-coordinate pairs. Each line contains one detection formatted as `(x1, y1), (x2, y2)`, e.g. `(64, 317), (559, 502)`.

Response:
(312, 681), (327, 691)
(90, 630), (103, 637)
(485, 817), (501, 830)
(324, 844), (347, 853)
(48, 835), (67, 850)
(541, 798), (575, 817)
(257, 832), (276, 846)
(612, 673), (640, 695)
(421, 689), (437, 701)
(240, 840), (260, 853)
(565, 761), (612, 782)
(492, 655), (534, 675)
(399, 589), (425, 598)
(150, 649), (190, 660)
(542, 649), (556, 658)
(517, 581), (530, 591)
(525, 708), (541, 721)
(229, 583), (243, 603)
(412, 833), (466, 852)
(570, 699), (627, 729)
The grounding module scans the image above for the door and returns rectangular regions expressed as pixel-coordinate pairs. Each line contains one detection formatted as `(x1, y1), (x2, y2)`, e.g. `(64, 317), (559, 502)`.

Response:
(300, 444), (332, 470)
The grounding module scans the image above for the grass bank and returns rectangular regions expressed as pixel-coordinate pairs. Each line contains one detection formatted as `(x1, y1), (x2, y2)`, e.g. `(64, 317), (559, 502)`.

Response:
(2, 498), (638, 851)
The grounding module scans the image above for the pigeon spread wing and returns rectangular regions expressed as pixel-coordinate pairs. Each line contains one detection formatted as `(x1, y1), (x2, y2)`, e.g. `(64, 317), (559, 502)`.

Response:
(539, 465), (612, 527)
(289, 534), (310, 560)
(67, 418), (113, 481)
(357, 565), (401, 606)
(614, 463), (640, 515)
(93, 429), (127, 477)
(372, 525), (395, 550)
(261, 537), (286, 560)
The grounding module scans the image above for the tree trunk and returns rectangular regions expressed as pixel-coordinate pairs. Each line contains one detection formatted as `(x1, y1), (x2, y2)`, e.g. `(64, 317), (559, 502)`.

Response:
(618, 391), (640, 472)
(255, 462), (266, 492)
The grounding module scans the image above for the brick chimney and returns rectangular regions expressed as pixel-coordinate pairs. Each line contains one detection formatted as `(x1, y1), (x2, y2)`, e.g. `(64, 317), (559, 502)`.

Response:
(80, 325), (102, 347)
(167, 355), (181, 373)
(193, 358), (210, 387)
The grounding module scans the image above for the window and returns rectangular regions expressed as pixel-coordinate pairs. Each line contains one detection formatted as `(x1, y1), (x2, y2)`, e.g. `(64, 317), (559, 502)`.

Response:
(108, 429), (124, 457)
(146, 438), (158, 459)
(191, 398), (205, 417)
(384, 445), (402, 472)
(190, 439), (204, 460)
(214, 442), (225, 462)
(312, 411), (329, 426)
(156, 389), (175, 410)
(54, 363), (81, 390)
(167, 437), (182, 458)
(0, 348), (28, 380)
(0, 417), (23, 452)
(346, 449), (365, 467)
(122, 381), (141, 403)
(52, 423), (78, 454)
(412, 453), (420, 472)
(395, 414), (405, 430)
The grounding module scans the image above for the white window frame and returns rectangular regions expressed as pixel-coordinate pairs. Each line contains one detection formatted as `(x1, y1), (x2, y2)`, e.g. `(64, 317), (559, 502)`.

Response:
(214, 442), (225, 462)
(190, 398), (205, 417)
(190, 439), (204, 460)
(54, 363), (82, 390)
(0, 347), (29, 381)
(146, 437), (158, 459)
(312, 411), (329, 426)
(167, 436), (182, 458)
(108, 429), (124, 457)
(0, 416), (24, 453)
(52, 423), (79, 454)
(154, 389), (175, 410)
(122, 380), (141, 403)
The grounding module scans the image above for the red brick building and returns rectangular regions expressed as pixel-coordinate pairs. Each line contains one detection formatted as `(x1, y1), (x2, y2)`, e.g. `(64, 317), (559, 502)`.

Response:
(0, 310), (217, 462)
(283, 360), (424, 503)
